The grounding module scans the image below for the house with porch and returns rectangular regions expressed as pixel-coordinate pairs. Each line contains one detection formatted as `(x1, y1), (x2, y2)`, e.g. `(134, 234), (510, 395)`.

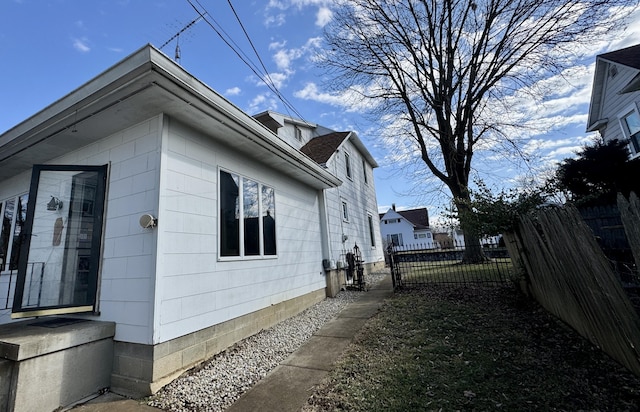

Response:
(379, 205), (434, 249)
(0, 44), (383, 411)
(587, 43), (640, 157)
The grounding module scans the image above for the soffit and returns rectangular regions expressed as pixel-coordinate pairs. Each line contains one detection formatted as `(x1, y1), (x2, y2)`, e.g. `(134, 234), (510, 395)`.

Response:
(0, 45), (341, 189)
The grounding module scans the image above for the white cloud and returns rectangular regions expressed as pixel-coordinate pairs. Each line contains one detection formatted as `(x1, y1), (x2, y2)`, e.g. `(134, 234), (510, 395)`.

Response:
(225, 87), (241, 96)
(247, 93), (279, 114)
(316, 7), (332, 27)
(270, 37), (321, 72)
(268, 40), (287, 50)
(72, 37), (91, 52)
(295, 83), (351, 109)
(273, 48), (301, 71)
(257, 72), (288, 89)
(264, 13), (286, 27)
(265, 0), (335, 27)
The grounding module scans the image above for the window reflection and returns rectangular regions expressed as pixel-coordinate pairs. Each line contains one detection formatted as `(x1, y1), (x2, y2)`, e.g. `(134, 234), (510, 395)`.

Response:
(243, 178), (259, 256)
(220, 171), (240, 256)
(219, 170), (277, 258)
(262, 186), (276, 255)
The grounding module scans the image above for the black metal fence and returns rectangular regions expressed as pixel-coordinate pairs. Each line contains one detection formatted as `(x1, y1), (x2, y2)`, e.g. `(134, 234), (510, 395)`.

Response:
(388, 241), (514, 289)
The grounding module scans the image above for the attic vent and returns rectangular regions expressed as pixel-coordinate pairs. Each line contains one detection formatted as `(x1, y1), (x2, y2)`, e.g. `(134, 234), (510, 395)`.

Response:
(609, 65), (618, 78)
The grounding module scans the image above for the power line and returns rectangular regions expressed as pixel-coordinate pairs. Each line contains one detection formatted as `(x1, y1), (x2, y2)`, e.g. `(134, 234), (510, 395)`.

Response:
(225, 0), (304, 121)
(185, 0), (307, 122)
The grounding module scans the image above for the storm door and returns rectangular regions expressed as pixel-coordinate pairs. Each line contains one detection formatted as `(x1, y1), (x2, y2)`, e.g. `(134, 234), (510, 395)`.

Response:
(12, 164), (107, 318)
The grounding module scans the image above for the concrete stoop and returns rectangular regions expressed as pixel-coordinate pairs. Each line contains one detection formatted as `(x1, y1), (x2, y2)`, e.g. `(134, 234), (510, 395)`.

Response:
(0, 318), (115, 412)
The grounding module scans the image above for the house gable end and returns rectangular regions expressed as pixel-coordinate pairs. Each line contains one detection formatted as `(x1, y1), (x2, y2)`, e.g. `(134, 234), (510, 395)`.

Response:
(588, 44), (640, 134)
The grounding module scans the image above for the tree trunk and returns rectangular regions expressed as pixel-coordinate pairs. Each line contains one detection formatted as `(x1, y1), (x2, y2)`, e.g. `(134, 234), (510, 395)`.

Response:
(454, 196), (488, 263)
(461, 229), (487, 263)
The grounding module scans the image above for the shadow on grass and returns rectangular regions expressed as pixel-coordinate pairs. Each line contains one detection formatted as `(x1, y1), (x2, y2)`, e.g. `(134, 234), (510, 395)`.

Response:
(303, 285), (640, 411)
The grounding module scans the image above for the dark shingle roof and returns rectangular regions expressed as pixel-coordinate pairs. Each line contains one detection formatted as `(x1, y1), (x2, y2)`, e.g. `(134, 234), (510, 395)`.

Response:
(599, 44), (640, 70)
(300, 132), (350, 164)
(398, 208), (429, 229)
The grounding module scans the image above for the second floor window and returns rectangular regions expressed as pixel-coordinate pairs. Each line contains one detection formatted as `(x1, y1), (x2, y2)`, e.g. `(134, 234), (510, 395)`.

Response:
(345, 153), (352, 179)
(362, 159), (368, 184)
(295, 126), (303, 141)
(342, 200), (349, 222)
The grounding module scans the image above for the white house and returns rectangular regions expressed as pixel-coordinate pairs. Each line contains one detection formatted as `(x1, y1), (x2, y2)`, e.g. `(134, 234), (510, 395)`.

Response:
(587, 43), (640, 157)
(254, 112), (385, 293)
(0, 44), (383, 410)
(379, 205), (434, 249)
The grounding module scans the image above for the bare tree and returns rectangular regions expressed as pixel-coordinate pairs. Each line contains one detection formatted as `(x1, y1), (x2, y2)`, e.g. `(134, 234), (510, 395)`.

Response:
(320, 0), (635, 262)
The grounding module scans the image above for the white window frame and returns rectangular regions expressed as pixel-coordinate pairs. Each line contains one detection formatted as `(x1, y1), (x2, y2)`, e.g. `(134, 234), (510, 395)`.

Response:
(341, 200), (349, 222)
(617, 103), (640, 157)
(294, 126), (303, 141)
(218, 168), (277, 260)
(388, 233), (403, 246)
(362, 159), (368, 184)
(367, 213), (376, 248)
(345, 152), (352, 180)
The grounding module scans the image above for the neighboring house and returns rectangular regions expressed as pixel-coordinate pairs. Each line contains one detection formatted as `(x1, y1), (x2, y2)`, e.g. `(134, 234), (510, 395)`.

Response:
(253, 111), (384, 294)
(379, 205), (435, 248)
(587, 43), (640, 158)
(433, 229), (466, 250)
(0, 44), (383, 410)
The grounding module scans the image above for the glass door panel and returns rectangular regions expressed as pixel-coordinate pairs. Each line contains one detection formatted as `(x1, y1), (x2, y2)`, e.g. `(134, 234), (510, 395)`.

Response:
(12, 165), (107, 318)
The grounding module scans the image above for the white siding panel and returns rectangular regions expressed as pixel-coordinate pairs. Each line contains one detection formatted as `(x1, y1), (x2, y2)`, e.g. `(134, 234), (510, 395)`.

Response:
(323, 140), (384, 267)
(154, 120), (325, 343)
(600, 65), (640, 143)
(0, 115), (164, 343)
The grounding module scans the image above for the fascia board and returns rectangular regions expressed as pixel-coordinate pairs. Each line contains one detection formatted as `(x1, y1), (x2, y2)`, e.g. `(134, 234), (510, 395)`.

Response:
(146, 47), (341, 189)
(586, 58), (608, 133)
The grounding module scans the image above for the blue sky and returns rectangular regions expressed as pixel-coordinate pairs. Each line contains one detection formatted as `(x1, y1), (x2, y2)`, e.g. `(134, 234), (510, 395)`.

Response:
(2, 0), (640, 224)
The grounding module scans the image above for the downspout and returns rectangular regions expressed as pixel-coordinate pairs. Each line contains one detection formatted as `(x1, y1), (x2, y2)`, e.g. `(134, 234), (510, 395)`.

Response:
(318, 188), (332, 268)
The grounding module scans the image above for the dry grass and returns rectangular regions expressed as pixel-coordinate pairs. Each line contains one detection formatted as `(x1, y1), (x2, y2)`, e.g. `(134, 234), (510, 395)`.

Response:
(397, 259), (514, 284)
(303, 285), (640, 411)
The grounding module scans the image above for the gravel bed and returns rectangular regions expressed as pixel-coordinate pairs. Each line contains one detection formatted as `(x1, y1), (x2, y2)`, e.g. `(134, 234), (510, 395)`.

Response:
(147, 272), (388, 412)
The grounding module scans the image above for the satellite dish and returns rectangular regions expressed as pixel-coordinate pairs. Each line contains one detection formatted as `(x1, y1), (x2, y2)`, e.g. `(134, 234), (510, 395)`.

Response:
(139, 214), (157, 229)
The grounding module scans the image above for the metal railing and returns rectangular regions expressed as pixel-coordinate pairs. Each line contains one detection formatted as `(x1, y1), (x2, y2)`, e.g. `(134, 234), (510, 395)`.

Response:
(388, 241), (513, 289)
(1, 262), (45, 310)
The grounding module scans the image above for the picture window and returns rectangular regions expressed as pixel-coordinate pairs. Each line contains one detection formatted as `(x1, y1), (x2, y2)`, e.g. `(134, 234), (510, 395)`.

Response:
(220, 170), (276, 258)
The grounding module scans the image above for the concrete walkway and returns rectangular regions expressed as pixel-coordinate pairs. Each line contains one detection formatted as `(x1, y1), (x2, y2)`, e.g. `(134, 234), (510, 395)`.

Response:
(72, 274), (393, 412)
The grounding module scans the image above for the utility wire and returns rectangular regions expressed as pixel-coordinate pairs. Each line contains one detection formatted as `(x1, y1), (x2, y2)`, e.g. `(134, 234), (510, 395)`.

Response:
(186, 0), (307, 121)
(225, 0), (307, 121)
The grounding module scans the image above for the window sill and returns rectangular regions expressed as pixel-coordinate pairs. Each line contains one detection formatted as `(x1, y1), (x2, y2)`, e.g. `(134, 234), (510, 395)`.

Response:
(218, 255), (278, 262)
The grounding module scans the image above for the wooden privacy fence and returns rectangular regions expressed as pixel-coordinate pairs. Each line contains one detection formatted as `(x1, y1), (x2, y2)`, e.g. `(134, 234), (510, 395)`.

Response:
(618, 192), (640, 271)
(504, 204), (640, 377)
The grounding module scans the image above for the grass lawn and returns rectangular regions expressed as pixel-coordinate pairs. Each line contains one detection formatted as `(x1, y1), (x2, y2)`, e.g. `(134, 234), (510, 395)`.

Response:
(396, 258), (514, 284)
(303, 286), (640, 411)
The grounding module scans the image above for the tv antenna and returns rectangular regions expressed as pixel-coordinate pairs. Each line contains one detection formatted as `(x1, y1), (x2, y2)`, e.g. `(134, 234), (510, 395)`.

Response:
(160, 15), (204, 63)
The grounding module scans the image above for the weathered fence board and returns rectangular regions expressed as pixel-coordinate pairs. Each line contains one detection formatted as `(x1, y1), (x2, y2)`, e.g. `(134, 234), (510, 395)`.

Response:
(508, 205), (640, 378)
(618, 192), (640, 271)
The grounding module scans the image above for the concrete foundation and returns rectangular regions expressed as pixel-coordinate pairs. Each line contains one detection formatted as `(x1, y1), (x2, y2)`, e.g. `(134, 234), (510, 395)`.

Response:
(325, 261), (387, 298)
(0, 318), (115, 412)
(111, 287), (327, 398)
